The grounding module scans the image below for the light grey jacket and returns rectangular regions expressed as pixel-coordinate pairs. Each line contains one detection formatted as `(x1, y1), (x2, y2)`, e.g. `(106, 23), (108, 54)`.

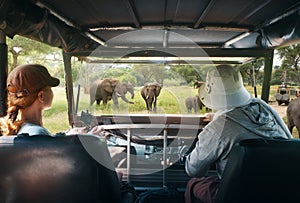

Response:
(185, 98), (292, 178)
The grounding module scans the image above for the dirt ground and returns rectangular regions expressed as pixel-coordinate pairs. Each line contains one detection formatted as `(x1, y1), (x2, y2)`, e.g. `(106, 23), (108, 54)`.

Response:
(269, 101), (287, 119)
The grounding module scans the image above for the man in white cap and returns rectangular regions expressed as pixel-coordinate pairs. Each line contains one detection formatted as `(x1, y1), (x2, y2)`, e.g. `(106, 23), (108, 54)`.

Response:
(185, 65), (292, 203)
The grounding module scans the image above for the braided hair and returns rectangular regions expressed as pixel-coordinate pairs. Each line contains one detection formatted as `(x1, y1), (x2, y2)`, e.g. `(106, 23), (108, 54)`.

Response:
(0, 92), (38, 135)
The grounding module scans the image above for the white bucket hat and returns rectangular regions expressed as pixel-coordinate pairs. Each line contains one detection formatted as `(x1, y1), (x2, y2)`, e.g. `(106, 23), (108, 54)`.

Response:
(199, 65), (252, 110)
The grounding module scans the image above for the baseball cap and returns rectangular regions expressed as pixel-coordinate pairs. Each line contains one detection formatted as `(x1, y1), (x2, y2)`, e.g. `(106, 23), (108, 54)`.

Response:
(7, 64), (60, 97)
(199, 65), (252, 110)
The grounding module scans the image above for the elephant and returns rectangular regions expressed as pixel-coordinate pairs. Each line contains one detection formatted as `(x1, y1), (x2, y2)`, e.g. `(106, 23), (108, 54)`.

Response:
(286, 97), (300, 136)
(185, 95), (204, 113)
(140, 82), (162, 112)
(90, 78), (134, 107)
(121, 82), (135, 100)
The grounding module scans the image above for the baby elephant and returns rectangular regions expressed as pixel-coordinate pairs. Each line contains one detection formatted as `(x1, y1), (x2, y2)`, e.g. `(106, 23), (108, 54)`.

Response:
(185, 95), (204, 113)
(287, 97), (300, 137)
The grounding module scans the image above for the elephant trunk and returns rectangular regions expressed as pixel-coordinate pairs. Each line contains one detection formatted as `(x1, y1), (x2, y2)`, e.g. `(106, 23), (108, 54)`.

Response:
(120, 93), (134, 104)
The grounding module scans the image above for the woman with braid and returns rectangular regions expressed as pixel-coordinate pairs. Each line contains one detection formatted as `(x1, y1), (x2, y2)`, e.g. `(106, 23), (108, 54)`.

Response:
(0, 64), (59, 136)
(0, 63), (107, 137)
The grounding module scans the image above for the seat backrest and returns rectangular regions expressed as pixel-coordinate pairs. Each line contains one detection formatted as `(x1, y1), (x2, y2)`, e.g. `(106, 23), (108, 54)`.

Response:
(0, 134), (121, 203)
(215, 138), (300, 203)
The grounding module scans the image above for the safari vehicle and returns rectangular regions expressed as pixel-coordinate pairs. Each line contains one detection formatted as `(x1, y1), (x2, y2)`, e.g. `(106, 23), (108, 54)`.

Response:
(275, 82), (300, 105)
(275, 83), (291, 105)
(1, 0), (300, 203)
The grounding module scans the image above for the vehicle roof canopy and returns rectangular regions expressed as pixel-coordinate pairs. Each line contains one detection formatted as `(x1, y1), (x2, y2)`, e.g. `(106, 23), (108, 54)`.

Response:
(0, 0), (299, 57)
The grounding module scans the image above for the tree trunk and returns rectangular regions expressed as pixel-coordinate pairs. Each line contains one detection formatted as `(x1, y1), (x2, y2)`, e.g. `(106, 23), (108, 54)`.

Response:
(9, 48), (19, 70)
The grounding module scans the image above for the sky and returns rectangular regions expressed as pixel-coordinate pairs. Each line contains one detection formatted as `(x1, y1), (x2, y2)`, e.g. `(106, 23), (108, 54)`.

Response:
(273, 50), (282, 66)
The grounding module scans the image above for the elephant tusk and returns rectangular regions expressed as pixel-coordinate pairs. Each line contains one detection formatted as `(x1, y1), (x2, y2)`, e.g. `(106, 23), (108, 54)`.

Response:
(146, 95), (149, 99)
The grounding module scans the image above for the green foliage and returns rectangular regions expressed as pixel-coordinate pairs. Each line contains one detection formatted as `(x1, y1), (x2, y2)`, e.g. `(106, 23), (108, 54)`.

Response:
(119, 74), (137, 86)
(132, 64), (167, 85)
(102, 65), (132, 78)
(7, 35), (57, 54)
(85, 64), (135, 86)
(6, 35), (61, 71)
(276, 43), (300, 83)
(271, 68), (297, 85)
(170, 65), (201, 84)
(237, 58), (264, 86)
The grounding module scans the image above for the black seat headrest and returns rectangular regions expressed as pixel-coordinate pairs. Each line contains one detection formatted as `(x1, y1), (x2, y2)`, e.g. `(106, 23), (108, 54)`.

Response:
(0, 134), (121, 203)
(216, 138), (300, 203)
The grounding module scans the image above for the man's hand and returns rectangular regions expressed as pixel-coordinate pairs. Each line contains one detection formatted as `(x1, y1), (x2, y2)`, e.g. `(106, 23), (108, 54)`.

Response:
(203, 113), (214, 122)
(66, 125), (111, 139)
(65, 126), (88, 135)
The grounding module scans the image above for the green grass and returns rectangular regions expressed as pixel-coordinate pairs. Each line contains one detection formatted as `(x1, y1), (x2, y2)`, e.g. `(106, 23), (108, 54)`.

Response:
(43, 87), (69, 133)
(45, 85), (297, 134)
(76, 86), (199, 115)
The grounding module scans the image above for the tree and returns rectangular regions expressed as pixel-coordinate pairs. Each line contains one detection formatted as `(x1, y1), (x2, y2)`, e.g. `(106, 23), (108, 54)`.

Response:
(132, 64), (167, 85)
(152, 65), (167, 85)
(120, 74), (137, 86)
(237, 59), (264, 86)
(170, 64), (205, 85)
(271, 67), (297, 85)
(132, 65), (153, 85)
(277, 44), (300, 84)
(6, 35), (60, 71)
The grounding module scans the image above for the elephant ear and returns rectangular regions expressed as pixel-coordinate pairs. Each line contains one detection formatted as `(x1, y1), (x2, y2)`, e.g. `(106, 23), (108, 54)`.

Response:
(121, 83), (127, 93)
(154, 84), (162, 96)
(110, 78), (120, 87)
(103, 78), (118, 93)
(127, 82), (134, 92)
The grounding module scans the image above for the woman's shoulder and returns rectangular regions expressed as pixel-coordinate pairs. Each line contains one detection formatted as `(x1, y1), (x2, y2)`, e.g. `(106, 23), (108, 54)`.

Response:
(18, 123), (52, 136)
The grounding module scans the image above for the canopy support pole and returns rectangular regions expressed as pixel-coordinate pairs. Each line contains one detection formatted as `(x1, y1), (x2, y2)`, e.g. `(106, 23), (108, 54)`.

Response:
(63, 51), (75, 127)
(0, 30), (7, 117)
(261, 50), (274, 103)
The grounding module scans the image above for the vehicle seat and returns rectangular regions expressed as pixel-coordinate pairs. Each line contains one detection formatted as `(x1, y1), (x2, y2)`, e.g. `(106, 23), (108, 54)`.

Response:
(0, 134), (123, 203)
(215, 138), (300, 203)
